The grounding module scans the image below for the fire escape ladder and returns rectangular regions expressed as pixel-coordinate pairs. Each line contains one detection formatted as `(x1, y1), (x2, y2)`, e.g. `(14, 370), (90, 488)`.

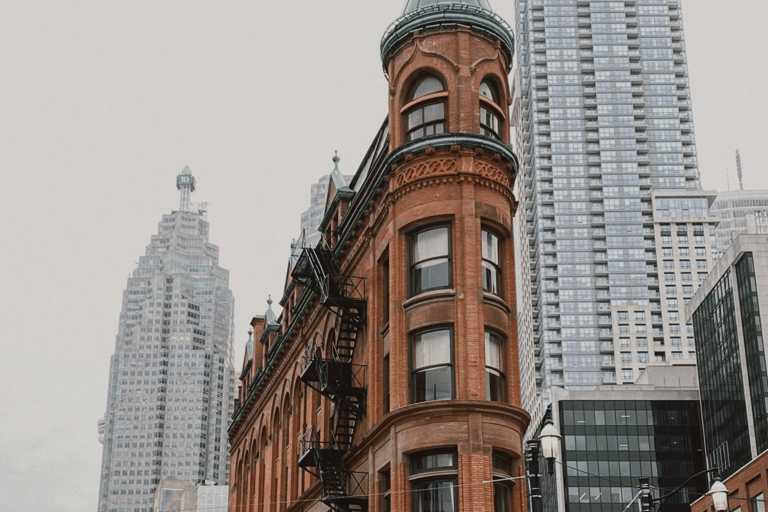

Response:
(295, 248), (368, 512)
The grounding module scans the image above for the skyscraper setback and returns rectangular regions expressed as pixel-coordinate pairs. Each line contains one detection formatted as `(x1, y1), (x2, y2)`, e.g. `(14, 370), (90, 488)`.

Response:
(97, 168), (235, 512)
(513, 0), (703, 393)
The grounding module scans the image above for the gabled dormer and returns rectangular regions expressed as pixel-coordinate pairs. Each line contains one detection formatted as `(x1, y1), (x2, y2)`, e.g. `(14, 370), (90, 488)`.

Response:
(319, 153), (355, 250)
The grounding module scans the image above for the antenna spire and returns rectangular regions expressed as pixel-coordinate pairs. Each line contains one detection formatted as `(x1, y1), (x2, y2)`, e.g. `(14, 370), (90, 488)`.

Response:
(736, 150), (744, 191)
(176, 166), (196, 212)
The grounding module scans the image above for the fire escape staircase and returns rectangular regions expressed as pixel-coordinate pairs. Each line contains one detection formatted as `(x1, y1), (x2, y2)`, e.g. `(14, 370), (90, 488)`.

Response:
(293, 245), (368, 512)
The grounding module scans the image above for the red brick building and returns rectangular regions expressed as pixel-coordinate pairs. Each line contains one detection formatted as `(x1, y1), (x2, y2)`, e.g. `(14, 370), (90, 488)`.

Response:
(228, 2), (529, 511)
(691, 450), (768, 512)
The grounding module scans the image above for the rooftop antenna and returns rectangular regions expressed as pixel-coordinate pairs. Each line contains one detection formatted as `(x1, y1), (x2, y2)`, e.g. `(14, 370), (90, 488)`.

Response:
(176, 166), (196, 212)
(736, 150), (744, 191)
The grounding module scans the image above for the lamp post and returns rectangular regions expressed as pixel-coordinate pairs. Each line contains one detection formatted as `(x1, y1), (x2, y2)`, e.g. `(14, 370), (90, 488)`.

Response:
(638, 469), (728, 511)
(539, 419), (562, 476)
(707, 476), (729, 512)
(526, 419), (562, 512)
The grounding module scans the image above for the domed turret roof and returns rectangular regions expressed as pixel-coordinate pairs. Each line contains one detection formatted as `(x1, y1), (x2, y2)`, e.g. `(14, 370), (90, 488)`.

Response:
(382, 0), (513, 70)
(402, 0), (494, 15)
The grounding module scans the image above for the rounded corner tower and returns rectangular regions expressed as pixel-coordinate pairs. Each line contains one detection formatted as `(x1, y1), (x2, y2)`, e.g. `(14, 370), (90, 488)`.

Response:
(373, 2), (529, 511)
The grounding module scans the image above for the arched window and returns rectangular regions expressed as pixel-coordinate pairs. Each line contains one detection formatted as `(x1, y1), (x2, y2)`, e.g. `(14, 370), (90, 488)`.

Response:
(404, 75), (446, 142)
(479, 79), (502, 140)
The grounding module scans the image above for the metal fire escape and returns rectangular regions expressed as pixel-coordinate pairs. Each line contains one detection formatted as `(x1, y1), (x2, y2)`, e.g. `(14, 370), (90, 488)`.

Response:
(292, 245), (368, 512)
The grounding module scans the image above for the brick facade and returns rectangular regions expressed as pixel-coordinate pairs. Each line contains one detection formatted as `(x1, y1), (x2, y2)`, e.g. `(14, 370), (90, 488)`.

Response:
(228, 4), (528, 511)
(691, 450), (768, 512)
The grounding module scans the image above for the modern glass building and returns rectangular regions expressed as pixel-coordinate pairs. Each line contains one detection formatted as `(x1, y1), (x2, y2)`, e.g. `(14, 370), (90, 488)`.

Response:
(512, 0), (704, 395)
(532, 367), (708, 512)
(97, 168), (236, 512)
(687, 234), (768, 478)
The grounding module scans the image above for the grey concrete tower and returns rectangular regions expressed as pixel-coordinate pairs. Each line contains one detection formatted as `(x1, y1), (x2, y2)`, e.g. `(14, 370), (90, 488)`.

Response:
(97, 168), (235, 512)
(512, 0), (705, 396)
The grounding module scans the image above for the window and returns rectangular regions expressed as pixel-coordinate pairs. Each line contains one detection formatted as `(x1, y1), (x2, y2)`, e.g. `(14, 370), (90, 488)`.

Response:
(662, 248), (673, 257)
(492, 453), (513, 512)
(679, 248), (689, 256)
(411, 226), (451, 295)
(695, 247), (706, 256)
(383, 355), (390, 413)
(672, 352), (683, 360)
(665, 273), (676, 282)
(698, 272), (708, 281)
(382, 259), (390, 325)
(636, 325), (647, 334)
(678, 236), (688, 244)
(665, 285), (677, 295)
(680, 260), (691, 269)
(380, 469), (391, 512)
(655, 353), (665, 362)
(622, 369), (633, 380)
(411, 328), (453, 402)
(681, 273), (692, 282)
(618, 311), (629, 321)
(479, 80), (502, 139)
(696, 260), (707, 269)
(682, 285), (693, 295)
(663, 260), (674, 269)
(621, 352), (632, 363)
(405, 76), (446, 142)
(668, 311), (679, 321)
(638, 352), (649, 363)
(666, 298), (678, 307)
(635, 312), (646, 321)
(620, 337), (631, 347)
(619, 325), (629, 334)
(482, 229), (501, 294)
(671, 337), (681, 347)
(485, 332), (506, 401)
(669, 324), (681, 334)
(411, 450), (458, 512)
(637, 337), (648, 347)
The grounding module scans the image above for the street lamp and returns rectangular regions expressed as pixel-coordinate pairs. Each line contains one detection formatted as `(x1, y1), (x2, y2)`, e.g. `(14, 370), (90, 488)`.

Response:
(526, 418), (562, 512)
(539, 419), (562, 475)
(639, 469), (728, 511)
(707, 476), (729, 512)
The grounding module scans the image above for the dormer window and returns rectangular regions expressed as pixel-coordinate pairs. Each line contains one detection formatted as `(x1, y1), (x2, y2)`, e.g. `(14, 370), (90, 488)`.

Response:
(404, 75), (447, 142)
(479, 79), (502, 140)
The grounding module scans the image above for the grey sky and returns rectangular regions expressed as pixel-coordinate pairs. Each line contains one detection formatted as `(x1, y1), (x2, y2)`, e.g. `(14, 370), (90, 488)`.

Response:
(1, 1), (766, 510)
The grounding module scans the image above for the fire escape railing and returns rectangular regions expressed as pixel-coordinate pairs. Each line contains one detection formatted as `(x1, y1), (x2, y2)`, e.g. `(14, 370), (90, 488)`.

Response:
(292, 245), (368, 512)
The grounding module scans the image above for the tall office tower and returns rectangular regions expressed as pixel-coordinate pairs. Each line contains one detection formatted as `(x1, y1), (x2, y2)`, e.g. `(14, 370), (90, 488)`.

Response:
(97, 168), (236, 512)
(298, 163), (355, 248)
(688, 234), (768, 478)
(710, 190), (768, 258)
(512, 0), (701, 393)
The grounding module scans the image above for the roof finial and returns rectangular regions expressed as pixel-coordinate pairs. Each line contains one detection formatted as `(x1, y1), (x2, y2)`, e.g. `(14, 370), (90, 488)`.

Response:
(333, 151), (340, 171)
(267, 295), (273, 309)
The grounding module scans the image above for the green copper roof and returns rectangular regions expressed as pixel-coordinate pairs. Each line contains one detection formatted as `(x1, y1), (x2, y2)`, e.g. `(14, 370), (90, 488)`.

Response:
(402, 0), (494, 14)
(382, 1), (513, 70)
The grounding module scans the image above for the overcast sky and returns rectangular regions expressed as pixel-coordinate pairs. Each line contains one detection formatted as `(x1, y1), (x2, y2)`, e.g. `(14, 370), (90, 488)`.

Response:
(1, 1), (766, 511)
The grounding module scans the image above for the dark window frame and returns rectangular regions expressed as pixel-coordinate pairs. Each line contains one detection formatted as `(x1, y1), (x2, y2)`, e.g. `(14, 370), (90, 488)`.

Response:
(409, 224), (453, 297)
(404, 75), (448, 143)
(410, 327), (455, 403)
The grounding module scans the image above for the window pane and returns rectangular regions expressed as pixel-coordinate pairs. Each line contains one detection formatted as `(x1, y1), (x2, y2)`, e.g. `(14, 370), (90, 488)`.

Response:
(408, 109), (423, 129)
(414, 258), (450, 293)
(485, 332), (502, 370)
(414, 330), (451, 368)
(424, 103), (444, 123)
(480, 81), (497, 102)
(411, 76), (444, 100)
(414, 228), (449, 261)
(414, 366), (452, 401)
(413, 480), (457, 512)
(482, 231), (499, 263)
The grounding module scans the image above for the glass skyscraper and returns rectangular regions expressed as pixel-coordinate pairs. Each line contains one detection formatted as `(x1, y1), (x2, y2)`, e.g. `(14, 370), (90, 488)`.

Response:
(513, 0), (704, 394)
(97, 168), (235, 512)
